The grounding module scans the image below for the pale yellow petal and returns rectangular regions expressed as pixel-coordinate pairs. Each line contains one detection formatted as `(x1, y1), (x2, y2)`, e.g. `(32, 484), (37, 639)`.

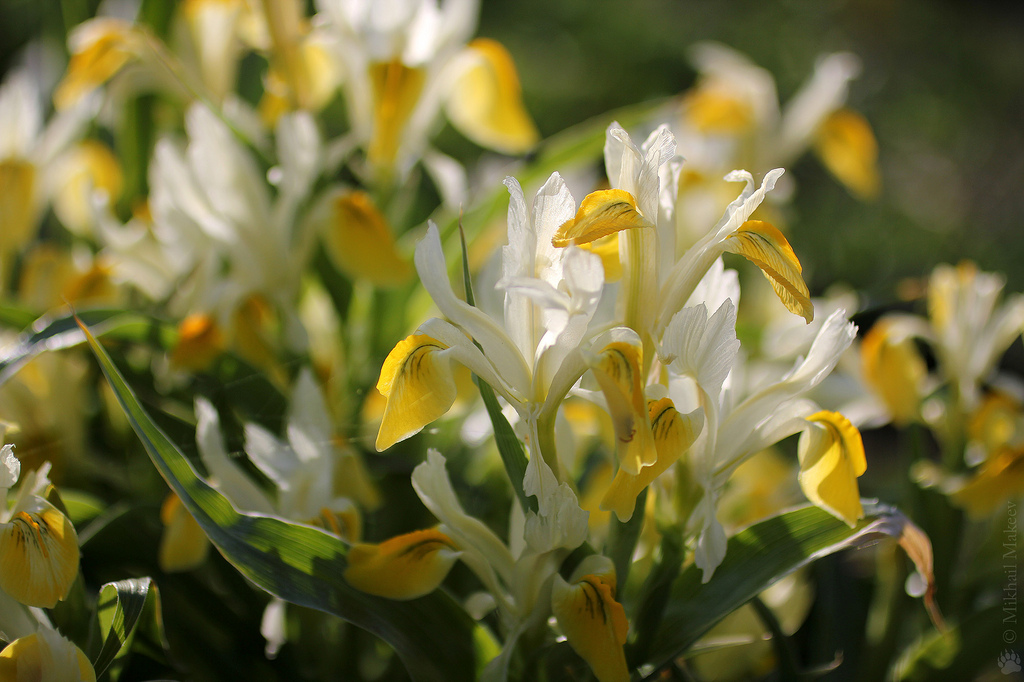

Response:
(0, 505), (79, 608)
(446, 38), (539, 155)
(375, 334), (457, 451)
(0, 158), (37, 261)
(367, 60), (426, 171)
(601, 398), (702, 522)
(0, 632), (95, 682)
(323, 190), (412, 288)
(951, 448), (1024, 519)
(54, 20), (141, 109)
(587, 340), (656, 475)
(860, 320), (925, 425)
(724, 220), (813, 323)
(158, 492), (210, 572)
(682, 85), (754, 134)
(553, 189), (652, 248)
(343, 528), (458, 600)
(797, 410), (866, 526)
(580, 233), (622, 282)
(814, 108), (880, 200)
(551, 570), (630, 682)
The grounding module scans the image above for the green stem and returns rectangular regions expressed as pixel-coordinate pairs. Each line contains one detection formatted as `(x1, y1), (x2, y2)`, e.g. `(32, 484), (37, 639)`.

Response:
(608, 488), (647, 596)
(750, 596), (802, 680)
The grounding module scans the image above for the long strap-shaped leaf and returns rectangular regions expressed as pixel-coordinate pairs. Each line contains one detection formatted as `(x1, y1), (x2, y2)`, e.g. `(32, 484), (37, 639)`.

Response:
(641, 502), (928, 678)
(92, 578), (164, 679)
(80, 321), (477, 682)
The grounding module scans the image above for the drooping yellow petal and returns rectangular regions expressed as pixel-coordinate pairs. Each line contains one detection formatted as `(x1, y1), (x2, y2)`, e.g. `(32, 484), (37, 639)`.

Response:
(814, 108), (880, 200)
(446, 38), (539, 155)
(323, 190), (412, 287)
(552, 189), (653, 248)
(0, 504), (79, 608)
(343, 528), (459, 600)
(54, 19), (142, 109)
(0, 158), (37, 265)
(861, 320), (925, 425)
(53, 139), (124, 236)
(367, 60), (427, 171)
(601, 398), (702, 522)
(968, 392), (1022, 460)
(231, 295), (287, 386)
(951, 448), (1024, 519)
(375, 334), (457, 451)
(158, 492), (210, 572)
(724, 220), (813, 323)
(0, 631), (95, 682)
(797, 410), (866, 527)
(551, 567), (630, 682)
(587, 340), (656, 476)
(259, 37), (338, 125)
(171, 313), (226, 372)
(682, 85), (754, 134)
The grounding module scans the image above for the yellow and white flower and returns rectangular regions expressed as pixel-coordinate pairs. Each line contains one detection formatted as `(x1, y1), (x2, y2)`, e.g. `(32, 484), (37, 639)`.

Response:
(0, 626), (95, 682)
(0, 446), (79, 610)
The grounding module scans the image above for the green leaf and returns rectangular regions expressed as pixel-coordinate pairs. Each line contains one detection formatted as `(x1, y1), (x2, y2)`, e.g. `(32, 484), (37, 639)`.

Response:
(81, 320), (477, 682)
(641, 503), (923, 678)
(92, 578), (165, 679)
(0, 308), (171, 386)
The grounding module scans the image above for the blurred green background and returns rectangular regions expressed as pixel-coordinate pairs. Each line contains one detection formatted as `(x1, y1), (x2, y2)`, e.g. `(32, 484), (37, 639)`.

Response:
(2, 0), (1022, 300)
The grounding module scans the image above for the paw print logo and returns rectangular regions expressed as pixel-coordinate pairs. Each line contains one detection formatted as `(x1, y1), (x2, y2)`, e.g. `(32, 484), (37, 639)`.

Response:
(1001, 649), (1022, 675)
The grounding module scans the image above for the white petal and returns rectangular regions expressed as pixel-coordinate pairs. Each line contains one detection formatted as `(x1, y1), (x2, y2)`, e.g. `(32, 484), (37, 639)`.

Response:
(195, 399), (275, 514)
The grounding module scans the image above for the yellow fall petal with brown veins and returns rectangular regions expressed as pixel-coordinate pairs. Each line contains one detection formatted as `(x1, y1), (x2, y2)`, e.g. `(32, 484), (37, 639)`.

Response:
(375, 334), (458, 451)
(861, 320), (925, 426)
(588, 341), (656, 476)
(0, 505), (79, 608)
(798, 410), (866, 527)
(323, 190), (411, 287)
(343, 528), (459, 600)
(368, 60), (426, 171)
(814, 108), (880, 200)
(552, 189), (653, 248)
(158, 492), (210, 573)
(602, 398), (702, 522)
(447, 38), (539, 155)
(551, 569), (630, 682)
(724, 220), (813, 323)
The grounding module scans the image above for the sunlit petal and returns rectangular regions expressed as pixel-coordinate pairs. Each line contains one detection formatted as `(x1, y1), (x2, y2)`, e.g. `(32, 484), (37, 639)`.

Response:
(797, 410), (866, 526)
(814, 108), (880, 200)
(376, 334), (458, 451)
(344, 528), (459, 600)
(0, 501), (79, 608)
(158, 492), (210, 572)
(0, 629), (95, 682)
(447, 38), (539, 154)
(860, 319), (926, 425)
(723, 220), (813, 323)
(367, 59), (426, 171)
(322, 189), (412, 287)
(551, 189), (653, 248)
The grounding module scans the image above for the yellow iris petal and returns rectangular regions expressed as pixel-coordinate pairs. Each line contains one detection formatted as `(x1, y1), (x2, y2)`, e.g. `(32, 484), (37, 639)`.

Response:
(171, 313), (225, 372)
(323, 190), (412, 288)
(814, 108), (880, 200)
(588, 340), (656, 476)
(601, 397), (702, 522)
(368, 60), (427, 171)
(0, 632), (95, 682)
(158, 492), (210, 573)
(375, 334), (457, 451)
(0, 505), (80, 608)
(446, 38), (539, 155)
(552, 189), (652, 248)
(551, 570), (630, 682)
(724, 220), (814, 323)
(682, 86), (754, 134)
(580, 233), (622, 282)
(54, 20), (141, 110)
(798, 410), (866, 527)
(0, 158), (37, 261)
(951, 448), (1024, 519)
(860, 320), (925, 425)
(343, 528), (459, 600)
